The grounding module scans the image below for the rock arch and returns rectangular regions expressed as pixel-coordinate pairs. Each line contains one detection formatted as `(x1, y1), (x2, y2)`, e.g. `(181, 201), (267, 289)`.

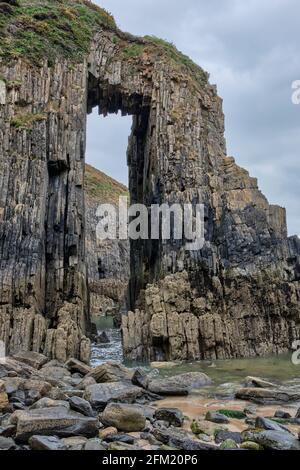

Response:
(0, 4), (299, 363)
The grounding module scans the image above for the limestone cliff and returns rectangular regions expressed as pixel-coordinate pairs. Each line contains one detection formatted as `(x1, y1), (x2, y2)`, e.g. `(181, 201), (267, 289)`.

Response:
(0, 0), (299, 362)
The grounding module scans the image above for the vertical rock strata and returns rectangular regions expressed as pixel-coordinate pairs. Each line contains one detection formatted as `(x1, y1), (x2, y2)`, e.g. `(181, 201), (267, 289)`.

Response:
(85, 164), (129, 323)
(0, 1), (299, 362)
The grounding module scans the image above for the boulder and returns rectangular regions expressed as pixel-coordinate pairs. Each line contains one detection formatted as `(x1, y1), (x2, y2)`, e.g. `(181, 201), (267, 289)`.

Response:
(0, 380), (5, 392)
(154, 408), (184, 427)
(29, 435), (67, 450)
(68, 396), (94, 417)
(0, 391), (9, 411)
(100, 403), (146, 432)
(85, 438), (106, 451)
(244, 405), (257, 415)
(0, 425), (16, 437)
(220, 439), (238, 450)
(147, 379), (187, 396)
(23, 379), (52, 396)
(2, 377), (23, 395)
(108, 442), (141, 451)
(131, 368), (149, 389)
(0, 366), (8, 379)
(62, 436), (88, 450)
(87, 361), (133, 383)
(240, 441), (261, 450)
(205, 411), (229, 424)
(76, 376), (96, 391)
(0, 436), (18, 450)
(104, 433), (136, 445)
(153, 427), (218, 450)
(47, 388), (68, 401)
(30, 397), (70, 410)
(42, 360), (66, 369)
(64, 389), (85, 398)
(242, 430), (300, 450)
(214, 430), (242, 444)
(148, 372), (211, 396)
(255, 416), (291, 433)
(2, 377), (52, 397)
(83, 382), (143, 411)
(96, 332), (110, 344)
(274, 410), (292, 419)
(12, 406), (98, 443)
(12, 351), (48, 370)
(191, 419), (227, 436)
(65, 358), (91, 376)
(244, 376), (277, 388)
(4, 358), (43, 378)
(99, 427), (118, 439)
(39, 366), (71, 382)
(235, 388), (300, 404)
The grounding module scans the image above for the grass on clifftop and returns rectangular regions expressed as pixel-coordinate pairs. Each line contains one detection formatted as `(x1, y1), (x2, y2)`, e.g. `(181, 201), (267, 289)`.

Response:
(85, 164), (128, 205)
(143, 35), (209, 85)
(0, 1), (208, 89)
(0, 0), (116, 65)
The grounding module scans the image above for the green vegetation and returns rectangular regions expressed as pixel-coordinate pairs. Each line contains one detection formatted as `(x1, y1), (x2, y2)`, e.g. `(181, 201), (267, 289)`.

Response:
(220, 439), (238, 450)
(122, 44), (144, 58)
(144, 35), (208, 85)
(0, 0), (116, 66)
(11, 112), (47, 130)
(85, 164), (128, 205)
(217, 409), (247, 420)
(270, 417), (289, 425)
(0, 1), (208, 89)
(112, 35), (120, 45)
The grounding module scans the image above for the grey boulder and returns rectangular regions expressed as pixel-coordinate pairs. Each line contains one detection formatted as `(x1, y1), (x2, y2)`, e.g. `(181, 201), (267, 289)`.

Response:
(83, 382), (143, 411)
(148, 372), (211, 396)
(68, 396), (95, 417)
(242, 430), (300, 450)
(205, 411), (229, 424)
(100, 403), (146, 432)
(12, 352), (48, 370)
(255, 416), (291, 433)
(29, 435), (67, 450)
(12, 406), (98, 443)
(87, 361), (133, 383)
(235, 388), (300, 404)
(154, 408), (184, 427)
(0, 436), (18, 450)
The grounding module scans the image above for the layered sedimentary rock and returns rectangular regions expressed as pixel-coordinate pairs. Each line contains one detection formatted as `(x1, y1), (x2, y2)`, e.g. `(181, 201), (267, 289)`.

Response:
(0, 0), (299, 362)
(85, 164), (129, 323)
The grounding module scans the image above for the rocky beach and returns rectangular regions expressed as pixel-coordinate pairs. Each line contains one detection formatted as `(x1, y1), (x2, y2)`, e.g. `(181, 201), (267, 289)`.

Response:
(0, 350), (300, 451)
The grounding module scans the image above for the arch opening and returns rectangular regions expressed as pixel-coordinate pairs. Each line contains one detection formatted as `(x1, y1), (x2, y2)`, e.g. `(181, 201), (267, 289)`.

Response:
(86, 74), (157, 340)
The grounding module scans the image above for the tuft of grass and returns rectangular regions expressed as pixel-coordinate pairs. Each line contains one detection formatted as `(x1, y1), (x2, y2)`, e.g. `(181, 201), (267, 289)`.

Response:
(11, 112), (47, 129)
(144, 35), (209, 86)
(0, 0), (117, 66)
(122, 44), (144, 58)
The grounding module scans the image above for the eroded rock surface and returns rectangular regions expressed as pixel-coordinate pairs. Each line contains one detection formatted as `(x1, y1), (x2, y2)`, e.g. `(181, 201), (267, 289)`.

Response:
(0, 0), (299, 362)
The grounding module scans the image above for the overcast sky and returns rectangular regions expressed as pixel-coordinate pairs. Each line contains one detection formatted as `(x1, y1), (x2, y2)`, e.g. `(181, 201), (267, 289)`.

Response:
(87, 0), (300, 235)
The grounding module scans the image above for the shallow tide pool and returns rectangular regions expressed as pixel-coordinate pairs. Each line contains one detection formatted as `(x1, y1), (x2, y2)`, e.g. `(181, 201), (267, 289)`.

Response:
(91, 316), (300, 392)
